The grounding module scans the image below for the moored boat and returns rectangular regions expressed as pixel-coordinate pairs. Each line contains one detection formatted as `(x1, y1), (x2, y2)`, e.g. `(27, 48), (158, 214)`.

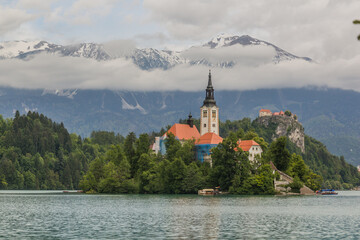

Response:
(198, 186), (226, 195)
(198, 189), (216, 195)
(316, 189), (338, 195)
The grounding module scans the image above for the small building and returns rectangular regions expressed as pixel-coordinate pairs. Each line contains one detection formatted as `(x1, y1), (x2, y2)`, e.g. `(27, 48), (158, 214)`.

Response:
(237, 140), (263, 162)
(273, 111), (285, 116)
(259, 109), (272, 117)
(159, 114), (200, 155)
(151, 137), (161, 154)
(195, 132), (223, 164)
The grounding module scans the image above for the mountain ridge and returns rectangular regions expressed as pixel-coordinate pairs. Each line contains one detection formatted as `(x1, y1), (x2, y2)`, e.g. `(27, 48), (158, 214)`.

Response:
(0, 34), (312, 70)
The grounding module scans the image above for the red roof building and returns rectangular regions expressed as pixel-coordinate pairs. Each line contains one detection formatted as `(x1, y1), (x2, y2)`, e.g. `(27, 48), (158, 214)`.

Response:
(236, 140), (263, 162)
(237, 140), (260, 151)
(196, 132), (223, 145)
(259, 109), (273, 117)
(164, 123), (200, 140)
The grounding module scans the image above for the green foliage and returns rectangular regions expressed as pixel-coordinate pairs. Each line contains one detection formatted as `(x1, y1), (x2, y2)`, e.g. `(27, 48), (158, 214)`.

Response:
(303, 136), (359, 189)
(285, 110), (291, 116)
(1, 110), (357, 194)
(164, 133), (181, 162)
(288, 176), (303, 193)
(182, 162), (205, 193)
(209, 134), (249, 191)
(90, 131), (124, 145)
(0, 112), (90, 190)
(267, 137), (291, 171)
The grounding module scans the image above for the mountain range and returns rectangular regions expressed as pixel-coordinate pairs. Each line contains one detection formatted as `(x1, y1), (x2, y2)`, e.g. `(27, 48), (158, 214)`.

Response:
(0, 35), (358, 166)
(0, 34), (311, 70)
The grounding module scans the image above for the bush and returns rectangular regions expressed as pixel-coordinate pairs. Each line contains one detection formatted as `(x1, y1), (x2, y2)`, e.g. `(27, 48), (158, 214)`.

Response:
(288, 176), (303, 193)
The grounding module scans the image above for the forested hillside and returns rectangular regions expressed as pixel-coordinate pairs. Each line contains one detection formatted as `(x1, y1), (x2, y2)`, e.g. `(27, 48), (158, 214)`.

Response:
(0, 112), (118, 189)
(0, 112), (358, 191)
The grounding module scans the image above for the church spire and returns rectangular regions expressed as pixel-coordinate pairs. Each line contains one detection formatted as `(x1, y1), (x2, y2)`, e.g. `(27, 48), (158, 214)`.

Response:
(203, 69), (216, 106)
(207, 69), (213, 88)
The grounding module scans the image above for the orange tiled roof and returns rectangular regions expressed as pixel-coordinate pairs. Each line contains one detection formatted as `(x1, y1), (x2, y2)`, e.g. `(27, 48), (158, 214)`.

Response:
(237, 140), (260, 152)
(196, 132), (223, 145)
(260, 109), (271, 113)
(164, 123), (200, 140)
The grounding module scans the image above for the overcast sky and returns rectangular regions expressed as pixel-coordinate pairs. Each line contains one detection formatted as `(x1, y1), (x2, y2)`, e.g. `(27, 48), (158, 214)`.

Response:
(0, 0), (359, 91)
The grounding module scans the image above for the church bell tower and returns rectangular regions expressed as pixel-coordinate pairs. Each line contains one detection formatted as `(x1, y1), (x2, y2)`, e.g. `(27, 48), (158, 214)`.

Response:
(200, 70), (219, 136)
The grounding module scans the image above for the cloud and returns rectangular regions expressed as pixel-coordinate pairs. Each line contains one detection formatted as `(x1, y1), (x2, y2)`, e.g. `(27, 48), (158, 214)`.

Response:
(63, 0), (121, 25)
(0, 52), (359, 92)
(17, 0), (59, 11)
(181, 45), (276, 66)
(143, 0), (360, 61)
(0, 6), (34, 36)
(102, 39), (137, 58)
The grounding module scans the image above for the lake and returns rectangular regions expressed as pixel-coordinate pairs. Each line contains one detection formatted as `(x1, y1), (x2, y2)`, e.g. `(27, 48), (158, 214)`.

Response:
(0, 191), (359, 239)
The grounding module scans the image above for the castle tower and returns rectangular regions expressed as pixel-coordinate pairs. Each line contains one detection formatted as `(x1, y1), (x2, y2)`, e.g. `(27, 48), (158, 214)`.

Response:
(200, 70), (219, 136)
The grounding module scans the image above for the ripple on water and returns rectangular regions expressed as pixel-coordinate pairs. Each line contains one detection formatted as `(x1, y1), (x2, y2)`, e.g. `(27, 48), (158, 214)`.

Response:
(0, 191), (360, 239)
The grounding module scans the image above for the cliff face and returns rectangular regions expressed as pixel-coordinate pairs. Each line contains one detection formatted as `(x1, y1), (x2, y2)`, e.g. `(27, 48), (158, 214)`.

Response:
(255, 115), (305, 152)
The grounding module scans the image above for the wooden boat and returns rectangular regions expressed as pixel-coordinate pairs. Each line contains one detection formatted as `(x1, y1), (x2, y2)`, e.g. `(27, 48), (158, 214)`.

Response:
(198, 189), (216, 195)
(63, 190), (84, 194)
(316, 189), (338, 195)
(198, 187), (226, 196)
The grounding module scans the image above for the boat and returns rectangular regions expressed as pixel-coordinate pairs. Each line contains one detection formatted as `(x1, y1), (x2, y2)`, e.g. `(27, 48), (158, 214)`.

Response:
(198, 187), (225, 195)
(63, 190), (84, 194)
(198, 189), (216, 195)
(316, 189), (338, 195)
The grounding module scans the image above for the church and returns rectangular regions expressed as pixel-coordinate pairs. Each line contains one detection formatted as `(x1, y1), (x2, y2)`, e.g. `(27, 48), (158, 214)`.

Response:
(153, 71), (262, 163)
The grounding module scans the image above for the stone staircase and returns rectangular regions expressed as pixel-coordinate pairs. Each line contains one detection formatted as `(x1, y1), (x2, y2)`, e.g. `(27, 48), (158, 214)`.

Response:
(270, 161), (315, 195)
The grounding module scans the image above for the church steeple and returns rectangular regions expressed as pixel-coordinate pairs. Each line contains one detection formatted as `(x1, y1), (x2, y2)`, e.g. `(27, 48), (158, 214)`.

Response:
(200, 70), (219, 136)
(203, 70), (216, 107)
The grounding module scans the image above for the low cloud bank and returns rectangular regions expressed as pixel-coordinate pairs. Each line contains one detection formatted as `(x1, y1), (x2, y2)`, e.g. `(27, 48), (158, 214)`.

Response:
(0, 53), (359, 92)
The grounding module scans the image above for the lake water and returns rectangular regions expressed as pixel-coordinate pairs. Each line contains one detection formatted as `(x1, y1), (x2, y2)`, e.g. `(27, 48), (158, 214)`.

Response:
(0, 191), (360, 239)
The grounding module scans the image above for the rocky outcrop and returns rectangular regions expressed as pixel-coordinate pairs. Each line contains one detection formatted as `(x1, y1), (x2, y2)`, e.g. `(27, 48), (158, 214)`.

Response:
(255, 115), (305, 153)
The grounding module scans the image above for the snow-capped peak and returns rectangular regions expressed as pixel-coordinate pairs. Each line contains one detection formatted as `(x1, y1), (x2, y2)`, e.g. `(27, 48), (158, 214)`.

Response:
(0, 40), (52, 58)
(207, 34), (241, 48)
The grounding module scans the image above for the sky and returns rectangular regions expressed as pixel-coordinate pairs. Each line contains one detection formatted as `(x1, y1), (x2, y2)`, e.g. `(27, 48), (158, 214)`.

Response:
(0, 0), (359, 91)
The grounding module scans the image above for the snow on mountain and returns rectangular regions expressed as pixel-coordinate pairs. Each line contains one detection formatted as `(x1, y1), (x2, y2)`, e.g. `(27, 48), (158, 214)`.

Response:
(0, 40), (57, 59)
(0, 34), (312, 69)
(42, 89), (78, 99)
(129, 48), (183, 70)
(203, 34), (311, 63)
(58, 43), (111, 61)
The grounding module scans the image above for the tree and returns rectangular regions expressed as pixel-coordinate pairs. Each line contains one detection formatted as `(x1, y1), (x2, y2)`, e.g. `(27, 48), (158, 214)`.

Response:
(164, 133), (181, 162)
(288, 153), (307, 182)
(210, 134), (248, 191)
(175, 140), (196, 165)
(165, 158), (187, 193)
(288, 176), (303, 193)
(182, 162), (205, 193)
(124, 132), (137, 176)
(137, 134), (150, 153)
(267, 136), (291, 171)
